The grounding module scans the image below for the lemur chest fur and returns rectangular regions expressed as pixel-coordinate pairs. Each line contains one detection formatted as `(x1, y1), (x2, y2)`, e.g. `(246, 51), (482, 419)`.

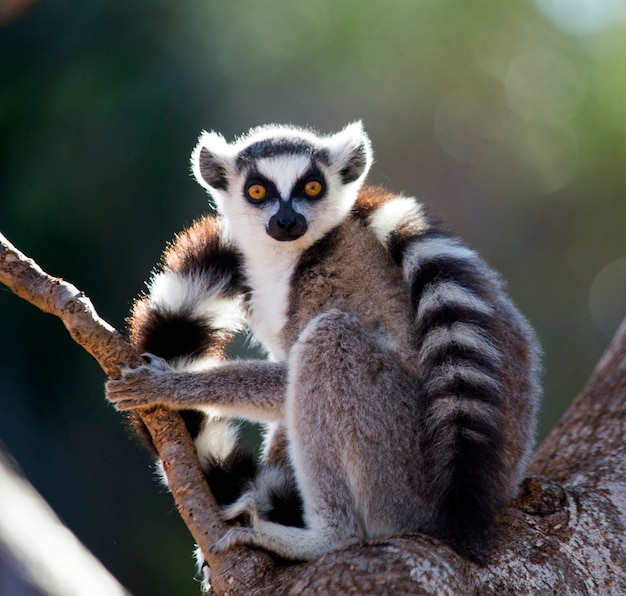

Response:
(244, 253), (298, 360)
(281, 218), (414, 362)
(242, 218), (412, 362)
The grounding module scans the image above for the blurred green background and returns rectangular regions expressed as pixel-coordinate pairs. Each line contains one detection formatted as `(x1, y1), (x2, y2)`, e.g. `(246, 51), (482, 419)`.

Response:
(1, 1), (625, 593)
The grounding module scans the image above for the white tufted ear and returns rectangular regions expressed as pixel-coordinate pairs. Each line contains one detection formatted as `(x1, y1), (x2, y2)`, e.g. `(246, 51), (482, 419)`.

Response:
(324, 121), (373, 185)
(191, 131), (237, 192)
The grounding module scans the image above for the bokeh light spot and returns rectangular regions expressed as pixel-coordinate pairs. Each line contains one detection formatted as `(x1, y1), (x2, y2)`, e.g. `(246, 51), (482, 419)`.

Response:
(589, 257), (626, 337)
(535, 0), (626, 36)
(505, 48), (584, 125)
(513, 124), (578, 195)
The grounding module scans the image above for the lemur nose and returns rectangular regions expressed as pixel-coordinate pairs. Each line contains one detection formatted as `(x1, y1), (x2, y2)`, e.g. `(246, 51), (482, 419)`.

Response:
(277, 216), (296, 230)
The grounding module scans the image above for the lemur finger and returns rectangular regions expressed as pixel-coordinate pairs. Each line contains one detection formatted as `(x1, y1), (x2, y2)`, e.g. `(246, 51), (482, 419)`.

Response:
(105, 379), (129, 395)
(111, 399), (134, 411)
(210, 528), (255, 555)
(115, 364), (161, 385)
(105, 373), (150, 393)
(112, 398), (152, 411)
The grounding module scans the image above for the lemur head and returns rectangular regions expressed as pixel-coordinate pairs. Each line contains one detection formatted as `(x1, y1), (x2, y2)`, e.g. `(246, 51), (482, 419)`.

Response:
(191, 122), (373, 250)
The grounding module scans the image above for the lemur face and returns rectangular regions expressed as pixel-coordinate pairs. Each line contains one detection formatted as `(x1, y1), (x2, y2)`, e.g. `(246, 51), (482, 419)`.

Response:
(191, 123), (373, 247)
(239, 153), (326, 242)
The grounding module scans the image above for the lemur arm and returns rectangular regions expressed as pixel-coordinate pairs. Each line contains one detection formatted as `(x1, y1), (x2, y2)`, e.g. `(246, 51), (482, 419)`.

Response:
(106, 355), (287, 422)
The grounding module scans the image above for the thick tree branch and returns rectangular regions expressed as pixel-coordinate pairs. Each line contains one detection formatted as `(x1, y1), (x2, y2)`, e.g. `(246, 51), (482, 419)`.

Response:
(2, 229), (625, 594)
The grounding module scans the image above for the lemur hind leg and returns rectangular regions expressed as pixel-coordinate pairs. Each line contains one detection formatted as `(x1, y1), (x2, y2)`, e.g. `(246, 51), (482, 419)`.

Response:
(213, 309), (425, 561)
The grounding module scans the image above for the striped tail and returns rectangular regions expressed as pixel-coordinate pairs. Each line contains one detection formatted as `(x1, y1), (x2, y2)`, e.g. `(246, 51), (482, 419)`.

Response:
(406, 233), (507, 558)
(361, 188), (516, 558)
(127, 215), (257, 506)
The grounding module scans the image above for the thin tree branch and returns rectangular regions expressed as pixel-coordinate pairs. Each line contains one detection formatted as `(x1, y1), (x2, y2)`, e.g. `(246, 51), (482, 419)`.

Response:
(0, 232), (275, 594)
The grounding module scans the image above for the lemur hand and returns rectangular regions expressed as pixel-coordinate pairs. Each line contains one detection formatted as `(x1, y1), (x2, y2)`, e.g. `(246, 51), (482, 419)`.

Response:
(106, 353), (175, 411)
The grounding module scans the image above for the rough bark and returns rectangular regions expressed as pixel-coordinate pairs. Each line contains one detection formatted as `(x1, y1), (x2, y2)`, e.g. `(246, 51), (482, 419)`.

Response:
(1, 230), (625, 595)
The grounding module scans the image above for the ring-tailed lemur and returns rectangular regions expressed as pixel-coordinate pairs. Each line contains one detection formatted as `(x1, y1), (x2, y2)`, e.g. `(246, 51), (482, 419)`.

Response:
(107, 122), (541, 564)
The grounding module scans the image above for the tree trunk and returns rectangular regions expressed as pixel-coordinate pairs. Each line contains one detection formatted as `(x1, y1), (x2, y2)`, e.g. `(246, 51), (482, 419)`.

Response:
(1, 231), (625, 595)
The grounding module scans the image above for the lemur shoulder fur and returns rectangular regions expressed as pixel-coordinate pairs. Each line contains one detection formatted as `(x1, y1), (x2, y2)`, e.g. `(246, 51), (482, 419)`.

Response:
(107, 122), (541, 563)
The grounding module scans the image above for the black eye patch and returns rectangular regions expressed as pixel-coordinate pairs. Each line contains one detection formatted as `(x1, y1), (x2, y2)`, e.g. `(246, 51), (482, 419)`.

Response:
(243, 174), (280, 205)
(291, 166), (327, 201)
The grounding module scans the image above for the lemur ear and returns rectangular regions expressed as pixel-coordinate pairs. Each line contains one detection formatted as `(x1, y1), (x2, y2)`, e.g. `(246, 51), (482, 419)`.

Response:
(326, 121), (373, 185)
(191, 131), (235, 191)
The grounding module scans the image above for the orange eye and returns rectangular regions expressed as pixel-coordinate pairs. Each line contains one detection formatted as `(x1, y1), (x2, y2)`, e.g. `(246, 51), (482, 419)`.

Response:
(247, 183), (267, 202)
(304, 180), (323, 197)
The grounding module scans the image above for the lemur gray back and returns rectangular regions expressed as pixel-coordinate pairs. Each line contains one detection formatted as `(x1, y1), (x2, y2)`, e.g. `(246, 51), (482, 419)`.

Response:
(123, 122), (541, 563)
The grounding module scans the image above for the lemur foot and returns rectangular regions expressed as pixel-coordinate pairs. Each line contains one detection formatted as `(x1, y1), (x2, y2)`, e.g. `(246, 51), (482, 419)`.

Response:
(220, 492), (259, 523)
(210, 527), (259, 555)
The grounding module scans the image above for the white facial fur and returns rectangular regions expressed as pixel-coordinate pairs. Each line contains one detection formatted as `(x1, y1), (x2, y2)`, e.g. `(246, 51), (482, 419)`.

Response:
(190, 122), (373, 258)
